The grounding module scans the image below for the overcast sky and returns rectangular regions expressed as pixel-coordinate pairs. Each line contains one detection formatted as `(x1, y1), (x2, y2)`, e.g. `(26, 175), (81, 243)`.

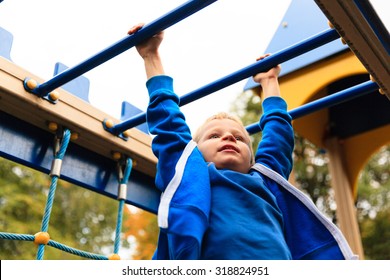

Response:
(0, 0), (387, 132)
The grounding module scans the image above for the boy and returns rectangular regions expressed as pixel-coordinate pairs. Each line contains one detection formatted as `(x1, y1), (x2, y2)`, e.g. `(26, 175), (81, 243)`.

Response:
(128, 23), (357, 260)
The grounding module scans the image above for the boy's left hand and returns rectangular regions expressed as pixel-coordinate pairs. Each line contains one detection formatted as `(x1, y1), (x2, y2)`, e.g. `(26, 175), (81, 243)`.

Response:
(253, 53), (281, 83)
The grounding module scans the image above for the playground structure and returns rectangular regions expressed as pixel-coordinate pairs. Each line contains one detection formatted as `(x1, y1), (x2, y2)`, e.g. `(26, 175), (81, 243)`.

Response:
(0, 0), (389, 259)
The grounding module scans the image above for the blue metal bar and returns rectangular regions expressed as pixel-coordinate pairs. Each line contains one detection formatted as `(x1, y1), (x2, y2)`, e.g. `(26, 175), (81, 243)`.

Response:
(33, 0), (218, 96)
(245, 80), (379, 134)
(111, 28), (340, 134)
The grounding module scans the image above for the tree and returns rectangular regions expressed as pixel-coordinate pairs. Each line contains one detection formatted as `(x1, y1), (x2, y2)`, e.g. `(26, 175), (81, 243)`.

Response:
(356, 146), (390, 259)
(0, 157), (132, 259)
(123, 206), (158, 259)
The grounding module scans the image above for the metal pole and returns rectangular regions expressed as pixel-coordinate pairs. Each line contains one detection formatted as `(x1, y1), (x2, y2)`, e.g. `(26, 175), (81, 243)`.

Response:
(111, 28), (340, 134)
(245, 80), (379, 135)
(34, 0), (218, 96)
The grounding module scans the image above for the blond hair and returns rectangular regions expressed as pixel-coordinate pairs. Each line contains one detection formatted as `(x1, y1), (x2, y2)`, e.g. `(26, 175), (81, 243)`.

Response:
(193, 112), (255, 164)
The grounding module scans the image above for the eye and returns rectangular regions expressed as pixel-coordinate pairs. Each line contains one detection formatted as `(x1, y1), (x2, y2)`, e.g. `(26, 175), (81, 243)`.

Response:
(235, 135), (244, 141)
(209, 133), (220, 139)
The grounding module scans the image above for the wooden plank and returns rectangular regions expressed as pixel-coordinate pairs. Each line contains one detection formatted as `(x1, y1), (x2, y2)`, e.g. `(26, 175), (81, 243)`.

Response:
(0, 57), (157, 177)
(325, 137), (364, 258)
(315, 0), (390, 99)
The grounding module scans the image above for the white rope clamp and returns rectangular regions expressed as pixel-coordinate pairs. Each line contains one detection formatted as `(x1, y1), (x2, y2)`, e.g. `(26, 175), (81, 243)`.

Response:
(118, 183), (127, 200)
(50, 158), (62, 177)
(116, 158), (132, 201)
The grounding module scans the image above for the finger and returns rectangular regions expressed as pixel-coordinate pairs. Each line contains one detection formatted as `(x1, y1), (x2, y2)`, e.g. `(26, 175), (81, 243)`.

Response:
(127, 26), (141, 35)
(255, 53), (270, 61)
(127, 23), (145, 35)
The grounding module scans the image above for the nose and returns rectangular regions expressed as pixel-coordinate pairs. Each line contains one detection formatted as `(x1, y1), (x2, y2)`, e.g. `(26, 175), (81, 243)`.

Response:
(222, 132), (236, 142)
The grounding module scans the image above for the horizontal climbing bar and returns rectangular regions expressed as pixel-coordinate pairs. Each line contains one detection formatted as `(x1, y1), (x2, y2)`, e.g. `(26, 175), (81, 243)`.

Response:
(33, 0), (217, 96)
(111, 28), (340, 134)
(245, 80), (379, 134)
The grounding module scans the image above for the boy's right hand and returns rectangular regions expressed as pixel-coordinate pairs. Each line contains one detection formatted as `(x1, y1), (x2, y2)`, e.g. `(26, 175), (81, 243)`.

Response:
(127, 23), (164, 59)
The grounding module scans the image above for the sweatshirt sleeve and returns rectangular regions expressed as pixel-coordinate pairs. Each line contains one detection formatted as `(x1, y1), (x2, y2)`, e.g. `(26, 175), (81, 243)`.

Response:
(255, 96), (294, 179)
(146, 75), (193, 191)
(146, 75), (210, 260)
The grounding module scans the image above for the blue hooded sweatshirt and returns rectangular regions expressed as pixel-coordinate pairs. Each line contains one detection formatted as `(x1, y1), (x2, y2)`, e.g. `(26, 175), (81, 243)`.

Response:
(146, 75), (357, 260)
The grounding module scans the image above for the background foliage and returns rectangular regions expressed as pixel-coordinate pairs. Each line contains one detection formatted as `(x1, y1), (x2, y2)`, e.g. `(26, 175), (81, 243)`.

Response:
(0, 158), (134, 259)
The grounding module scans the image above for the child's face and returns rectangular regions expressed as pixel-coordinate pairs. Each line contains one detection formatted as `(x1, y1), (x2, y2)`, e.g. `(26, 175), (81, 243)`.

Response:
(197, 118), (252, 173)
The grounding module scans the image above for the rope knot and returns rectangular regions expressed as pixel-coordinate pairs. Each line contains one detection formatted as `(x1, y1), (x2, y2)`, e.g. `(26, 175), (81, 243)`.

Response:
(34, 232), (50, 245)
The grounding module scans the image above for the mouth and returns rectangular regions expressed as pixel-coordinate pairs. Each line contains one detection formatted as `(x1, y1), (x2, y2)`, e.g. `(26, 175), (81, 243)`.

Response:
(219, 144), (239, 153)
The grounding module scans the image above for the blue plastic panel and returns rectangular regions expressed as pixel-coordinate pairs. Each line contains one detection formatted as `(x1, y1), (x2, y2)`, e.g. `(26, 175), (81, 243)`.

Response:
(120, 101), (149, 134)
(0, 26), (13, 60)
(54, 62), (90, 102)
(244, 0), (348, 90)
